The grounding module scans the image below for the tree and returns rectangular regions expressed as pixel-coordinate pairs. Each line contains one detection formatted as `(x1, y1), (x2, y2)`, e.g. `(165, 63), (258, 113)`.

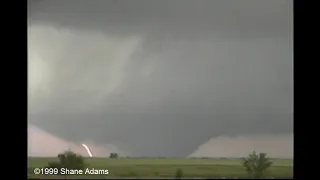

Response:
(242, 151), (273, 178)
(109, 153), (119, 159)
(46, 150), (87, 170)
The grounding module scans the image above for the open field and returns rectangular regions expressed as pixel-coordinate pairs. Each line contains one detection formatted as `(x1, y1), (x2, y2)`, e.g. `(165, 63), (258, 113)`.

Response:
(28, 157), (293, 178)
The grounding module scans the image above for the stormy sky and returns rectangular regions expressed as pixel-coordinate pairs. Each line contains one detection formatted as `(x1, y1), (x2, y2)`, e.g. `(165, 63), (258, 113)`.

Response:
(28, 0), (293, 157)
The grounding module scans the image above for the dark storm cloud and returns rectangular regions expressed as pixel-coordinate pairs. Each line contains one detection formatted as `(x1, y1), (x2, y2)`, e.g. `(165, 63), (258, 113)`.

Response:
(28, 0), (293, 157)
(28, 0), (292, 39)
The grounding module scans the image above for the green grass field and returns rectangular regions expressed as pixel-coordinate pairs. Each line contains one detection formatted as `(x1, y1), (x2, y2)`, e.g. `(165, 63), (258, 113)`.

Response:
(28, 157), (293, 178)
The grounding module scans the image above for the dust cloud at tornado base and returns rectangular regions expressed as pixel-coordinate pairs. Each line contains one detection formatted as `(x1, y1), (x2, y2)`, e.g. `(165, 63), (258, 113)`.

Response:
(28, 0), (293, 157)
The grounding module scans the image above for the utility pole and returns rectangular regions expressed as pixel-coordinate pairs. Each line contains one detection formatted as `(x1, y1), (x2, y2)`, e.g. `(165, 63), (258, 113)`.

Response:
(67, 114), (71, 151)
(67, 141), (71, 151)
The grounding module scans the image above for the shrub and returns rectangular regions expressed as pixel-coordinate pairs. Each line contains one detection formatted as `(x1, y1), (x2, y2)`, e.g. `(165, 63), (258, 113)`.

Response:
(242, 151), (273, 178)
(46, 150), (87, 171)
(175, 168), (183, 178)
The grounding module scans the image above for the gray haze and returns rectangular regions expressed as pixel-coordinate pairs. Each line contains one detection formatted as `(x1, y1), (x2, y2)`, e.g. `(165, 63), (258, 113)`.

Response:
(28, 0), (293, 157)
